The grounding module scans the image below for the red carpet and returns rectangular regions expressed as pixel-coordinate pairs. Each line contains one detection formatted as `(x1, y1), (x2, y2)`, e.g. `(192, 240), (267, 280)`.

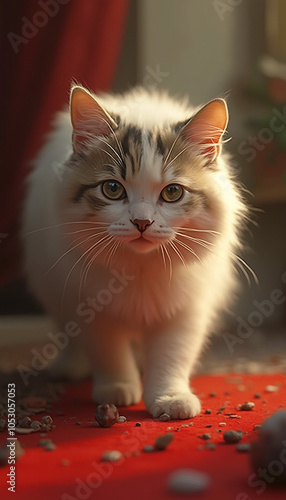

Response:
(1, 373), (286, 499)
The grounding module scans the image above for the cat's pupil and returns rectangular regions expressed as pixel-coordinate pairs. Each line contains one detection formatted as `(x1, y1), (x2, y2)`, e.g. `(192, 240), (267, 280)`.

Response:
(168, 186), (178, 196)
(110, 182), (119, 192)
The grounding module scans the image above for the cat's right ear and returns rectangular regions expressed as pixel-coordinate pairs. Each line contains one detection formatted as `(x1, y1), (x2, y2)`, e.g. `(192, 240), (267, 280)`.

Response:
(70, 85), (117, 153)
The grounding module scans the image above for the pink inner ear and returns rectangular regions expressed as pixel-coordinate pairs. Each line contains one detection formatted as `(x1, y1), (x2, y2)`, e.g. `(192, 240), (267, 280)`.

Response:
(181, 99), (228, 161)
(70, 87), (115, 152)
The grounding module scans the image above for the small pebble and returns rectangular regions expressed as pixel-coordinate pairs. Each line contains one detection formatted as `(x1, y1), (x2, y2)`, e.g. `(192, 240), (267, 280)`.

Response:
(254, 393), (261, 399)
(223, 430), (242, 444)
(18, 417), (31, 428)
(117, 416), (127, 423)
(159, 413), (171, 422)
(101, 450), (122, 462)
(205, 442), (216, 450)
(205, 409), (212, 415)
(199, 433), (211, 440)
(219, 422), (226, 427)
(44, 442), (57, 451)
(168, 468), (210, 493)
(38, 439), (52, 446)
(135, 422), (141, 427)
(181, 424), (189, 428)
(240, 401), (255, 411)
(41, 415), (53, 425)
(229, 414), (241, 419)
(265, 385), (278, 393)
(60, 459), (70, 466)
(95, 403), (119, 428)
(251, 410), (286, 484)
(155, 433), (174, 450)
(206, 424), (212, 428)
(254, 424), (262, 430)
(209, 392), (216, 397)
(30, 420), (42, 430)
(143, 445), (155, 453)
(236, 443), (251, 452)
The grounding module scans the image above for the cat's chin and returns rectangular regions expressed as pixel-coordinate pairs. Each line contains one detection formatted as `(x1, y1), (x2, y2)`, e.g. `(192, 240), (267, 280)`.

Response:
(126, 236), (160, 254)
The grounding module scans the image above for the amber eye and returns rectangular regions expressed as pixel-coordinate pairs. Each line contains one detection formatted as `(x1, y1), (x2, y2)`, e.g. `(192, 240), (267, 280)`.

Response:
(102, 181), (126, 200)
(161, 184), (184, 203)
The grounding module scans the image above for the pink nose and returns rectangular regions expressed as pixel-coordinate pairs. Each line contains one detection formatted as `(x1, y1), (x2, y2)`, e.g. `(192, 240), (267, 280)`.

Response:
(131, 219), (154, 233)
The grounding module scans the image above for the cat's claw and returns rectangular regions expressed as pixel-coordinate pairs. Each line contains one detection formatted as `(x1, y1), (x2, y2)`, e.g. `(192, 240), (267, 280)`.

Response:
(146, 391), (201, 419)
(92, 381), (142, 407)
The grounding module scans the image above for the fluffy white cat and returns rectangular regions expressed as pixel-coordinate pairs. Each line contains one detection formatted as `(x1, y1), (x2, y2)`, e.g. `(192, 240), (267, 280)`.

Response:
(22, 84), (247, 419)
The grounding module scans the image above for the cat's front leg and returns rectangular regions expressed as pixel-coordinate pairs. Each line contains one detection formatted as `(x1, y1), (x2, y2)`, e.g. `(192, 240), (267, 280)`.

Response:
(86, 318), (142, 407)
(143, 312), (207, 419)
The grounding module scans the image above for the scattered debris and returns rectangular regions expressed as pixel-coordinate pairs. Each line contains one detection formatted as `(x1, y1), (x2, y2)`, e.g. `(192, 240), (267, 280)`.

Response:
(60, 459), (70, 466)
(223, 430), (243, 444)
(38, 439), (52, 447)
(155, 433), (174, 450)
(265, 385), (278, 393)
(240, 402), (255, 411)
(205, 442), (216, 450)
(44, 441), (57, 451)
(168, 468), (210, 493)
(18, 417), (31, 428)
(101, 450), (123, 462)
(41, 415), (53, 425)
(30, 420), (42, 430)
(251, 410), (286, 484)
(143, 445), (154, 453)
(198, 433), (211, 440)
(95, 403), (119, 428)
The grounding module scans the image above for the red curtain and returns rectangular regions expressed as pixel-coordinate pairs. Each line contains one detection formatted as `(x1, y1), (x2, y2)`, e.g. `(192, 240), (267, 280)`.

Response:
(0, 0), (129, 287)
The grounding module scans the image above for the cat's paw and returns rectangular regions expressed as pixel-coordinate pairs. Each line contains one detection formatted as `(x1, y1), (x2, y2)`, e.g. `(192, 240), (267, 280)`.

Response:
(92, 381), (142, 407)
(146, 391), (201, 419)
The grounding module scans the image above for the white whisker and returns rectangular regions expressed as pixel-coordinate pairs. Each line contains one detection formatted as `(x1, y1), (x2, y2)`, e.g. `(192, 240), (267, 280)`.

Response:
(174, 237), (203, 265)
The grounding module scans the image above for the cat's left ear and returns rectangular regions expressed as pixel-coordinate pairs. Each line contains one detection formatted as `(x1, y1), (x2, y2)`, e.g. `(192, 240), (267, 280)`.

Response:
(70, 85), (117, 153)
(179, 99), (228, 162)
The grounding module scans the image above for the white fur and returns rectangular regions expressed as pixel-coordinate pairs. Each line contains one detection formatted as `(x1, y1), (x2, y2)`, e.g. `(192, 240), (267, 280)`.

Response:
(22, 87), (246, 419)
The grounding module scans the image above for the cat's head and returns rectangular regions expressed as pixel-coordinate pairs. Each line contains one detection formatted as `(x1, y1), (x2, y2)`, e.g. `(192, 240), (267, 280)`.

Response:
(62, 85), (235, 265)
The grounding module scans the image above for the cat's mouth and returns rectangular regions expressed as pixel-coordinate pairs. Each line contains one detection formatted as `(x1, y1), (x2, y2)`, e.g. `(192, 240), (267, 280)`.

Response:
(127, 234), (160, 253)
